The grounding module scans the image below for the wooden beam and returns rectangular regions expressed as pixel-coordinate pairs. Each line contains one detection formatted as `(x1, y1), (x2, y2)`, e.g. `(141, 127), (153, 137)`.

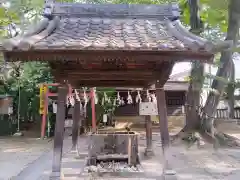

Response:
(145, 115), (153, 156)
(59, 76), (153, 81)
(41, 85), (48, 139)
(154, 62), (174, 148)
(155, 82), (169, 147)
(142, 90), (154, 157)
(52, 62), (175, 88)
(50, 85), (68, 179)
(6, 49), (213, 63)
(52, 78), (149, 87)
(52, 70), (154, 76)
(52, 70), (154, 80)
(91, 88), (97, 133)
(72, 96), (81, 152)
(74, 80), (148, 88)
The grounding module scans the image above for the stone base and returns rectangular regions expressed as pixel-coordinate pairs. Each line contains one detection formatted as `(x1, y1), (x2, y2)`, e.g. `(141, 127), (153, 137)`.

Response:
(162, 147), (176, 176)
(144, 148), (154, 157)
(88, 132), (139, 166)
(49, 171), (64, 180)
(71, 145), (79, 153)
(71, 148), (80, 158)
(86, 157), (97, 166)
(164, 169), (176, 175)
(13, 131), (24, 136)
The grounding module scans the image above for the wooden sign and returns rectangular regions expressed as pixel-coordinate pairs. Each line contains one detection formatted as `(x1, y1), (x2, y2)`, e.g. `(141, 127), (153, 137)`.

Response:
(139, 102), (158, 115)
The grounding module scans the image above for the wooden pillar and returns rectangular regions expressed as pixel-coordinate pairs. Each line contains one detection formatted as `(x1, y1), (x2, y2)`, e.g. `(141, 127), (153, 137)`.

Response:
(144, 115), (154, 156)
(155, 81), (169, 148)
(143, 90), (154, 156)
(79, 115), (85, 135)
(71, 97), (81, 151)
(41, 85), (48, 139)
(50, 85), (68, 179)
(156, 80), (175, 175)
(91, 88), (96, 133)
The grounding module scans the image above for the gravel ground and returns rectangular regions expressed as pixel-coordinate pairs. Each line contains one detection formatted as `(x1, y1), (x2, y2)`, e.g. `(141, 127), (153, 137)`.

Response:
(2, 130), (240, 180)
(0, 137), (52, 180)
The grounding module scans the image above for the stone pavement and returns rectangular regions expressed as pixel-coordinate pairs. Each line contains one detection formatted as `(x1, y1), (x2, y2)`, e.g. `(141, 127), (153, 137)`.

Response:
(0, 137), (52, 180)
(10, 134), (174, 180)
(2, 132), (240, 180)
(11, 135), (78, 180)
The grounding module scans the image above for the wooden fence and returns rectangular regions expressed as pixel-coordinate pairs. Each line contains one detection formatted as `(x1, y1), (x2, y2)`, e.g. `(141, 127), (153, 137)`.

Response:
(215, 107), (240, 119)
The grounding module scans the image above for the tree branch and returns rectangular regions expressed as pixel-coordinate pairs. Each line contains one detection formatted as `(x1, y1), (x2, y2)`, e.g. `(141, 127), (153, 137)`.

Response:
(203, 0), (240, 120)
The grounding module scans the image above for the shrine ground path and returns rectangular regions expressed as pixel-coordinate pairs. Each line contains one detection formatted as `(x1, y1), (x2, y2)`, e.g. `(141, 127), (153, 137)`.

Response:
(1, 126), (240, 180)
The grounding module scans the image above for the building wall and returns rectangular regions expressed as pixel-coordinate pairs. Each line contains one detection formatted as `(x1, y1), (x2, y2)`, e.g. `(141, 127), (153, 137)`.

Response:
(0, 97), (13, 115)
(113, 91), (186, 128)
(114, 91), (186, 117)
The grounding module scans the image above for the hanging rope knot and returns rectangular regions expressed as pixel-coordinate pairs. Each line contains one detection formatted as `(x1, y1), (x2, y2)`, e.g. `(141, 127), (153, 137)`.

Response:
(74, 89), (80, 101)
(116, 92), (121, 106)
(101, 92), (107, 106)
(74, 89), (83, 110)
(93, 88), (98, 105)
(83, 89), (88, 107)
(69, 94), (75, 106)
(120, 97), (125, 106)
(66, 95), (70, 106)
(127, 91), (133, 104)
(151, 93), (157, 103)
(146, 90), (151, 102)
(135, 90), (142, 103)
(113, 98), (117, 106)
(101, 95), (105, 106)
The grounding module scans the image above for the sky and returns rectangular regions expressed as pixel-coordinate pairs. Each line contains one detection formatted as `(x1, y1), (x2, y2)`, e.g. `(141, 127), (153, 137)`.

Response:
(171, 62), (191, 76)
(172, 61), (240, 107)
(171, 60), (240, 80)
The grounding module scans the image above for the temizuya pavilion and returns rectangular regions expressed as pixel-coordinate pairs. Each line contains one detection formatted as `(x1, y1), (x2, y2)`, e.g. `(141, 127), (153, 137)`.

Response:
(0, 0), (231, 179)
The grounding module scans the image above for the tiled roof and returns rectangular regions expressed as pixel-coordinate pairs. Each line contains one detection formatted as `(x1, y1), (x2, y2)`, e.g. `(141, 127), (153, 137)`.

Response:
(51, 3), (180, 20)
(34, 18), (187, 51)
(1, 3), (232, 54)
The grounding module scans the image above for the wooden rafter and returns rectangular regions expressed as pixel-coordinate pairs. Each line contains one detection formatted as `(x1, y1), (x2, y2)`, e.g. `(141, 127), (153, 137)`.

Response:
(62, 80), (148, 88)
(4, 50), (213, 63)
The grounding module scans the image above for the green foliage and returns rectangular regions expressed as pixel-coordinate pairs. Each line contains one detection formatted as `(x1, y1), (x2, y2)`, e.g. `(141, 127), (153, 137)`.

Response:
(87, 88), (117, 125)
(0, 0), (236, 123)
(5, 62), (53, 120)
(179, 0), (229, 32)
(0, 0), (52, 122)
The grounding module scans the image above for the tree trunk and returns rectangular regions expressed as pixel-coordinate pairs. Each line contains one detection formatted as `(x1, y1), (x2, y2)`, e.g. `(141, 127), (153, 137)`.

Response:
(227, 60), (235, 119)
(185, 0), (204, 130)
(185, 62), (204, 130)
(179, 0), (240, 144)
(202, 0), (240, 133)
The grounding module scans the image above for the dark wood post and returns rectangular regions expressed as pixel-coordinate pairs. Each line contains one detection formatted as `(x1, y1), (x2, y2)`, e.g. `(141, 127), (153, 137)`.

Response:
(155, 81), (169, 148)
(79, 115), (85, 135)
(91, 88), (97, 133)
(144, 115), (154, 156)
(156, 80), (175, 175)
(71, 97), (81, 152)
(50, 85), (68, 179)
(142, 89), (154, 156)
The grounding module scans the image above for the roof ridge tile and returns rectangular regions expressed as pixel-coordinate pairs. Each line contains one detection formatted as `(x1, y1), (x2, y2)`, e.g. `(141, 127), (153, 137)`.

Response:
(46, 2), (180, 20)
